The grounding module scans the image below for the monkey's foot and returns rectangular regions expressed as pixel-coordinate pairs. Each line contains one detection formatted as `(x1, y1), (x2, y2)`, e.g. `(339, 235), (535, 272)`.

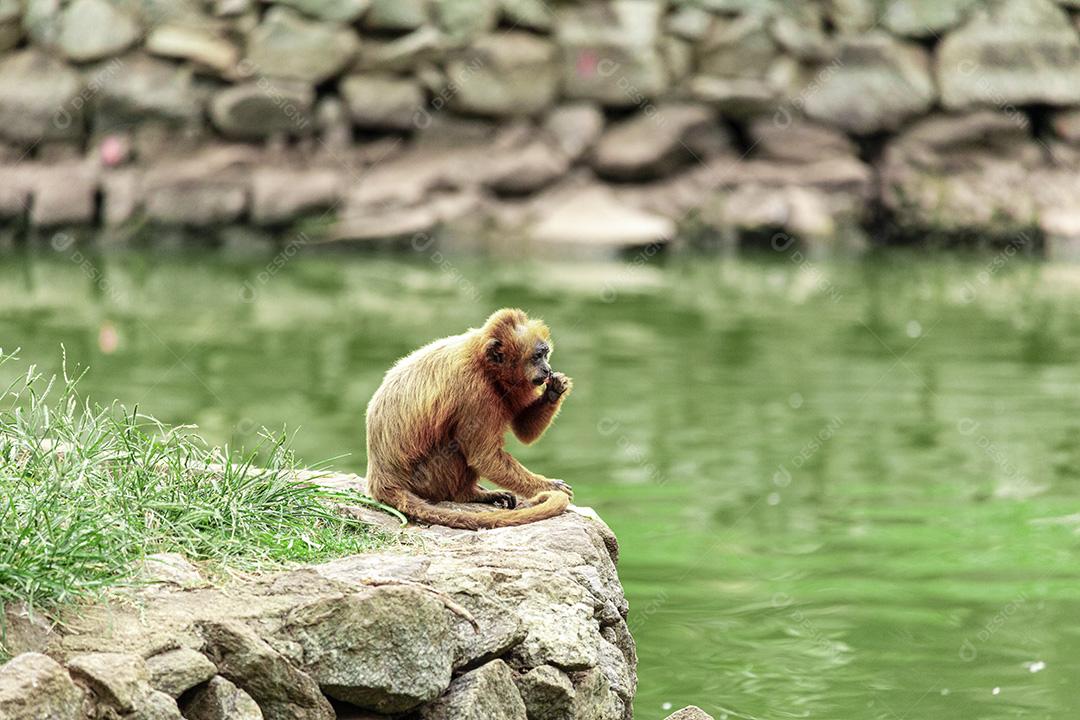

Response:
(475, 490), (518, 509)
(547, 479), (573, 499)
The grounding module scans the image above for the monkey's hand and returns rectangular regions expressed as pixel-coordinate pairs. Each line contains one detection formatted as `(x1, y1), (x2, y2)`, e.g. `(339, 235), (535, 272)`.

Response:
(547, 478), (573, 499)
(544, 372), (573, 404)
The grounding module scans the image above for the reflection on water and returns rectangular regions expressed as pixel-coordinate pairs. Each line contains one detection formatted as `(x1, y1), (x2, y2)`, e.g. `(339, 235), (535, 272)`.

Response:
(3, 248), (1080, 719)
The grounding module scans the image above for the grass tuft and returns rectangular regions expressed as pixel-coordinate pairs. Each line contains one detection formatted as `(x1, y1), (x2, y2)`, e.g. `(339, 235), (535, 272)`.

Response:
(0, 349), (399, 619)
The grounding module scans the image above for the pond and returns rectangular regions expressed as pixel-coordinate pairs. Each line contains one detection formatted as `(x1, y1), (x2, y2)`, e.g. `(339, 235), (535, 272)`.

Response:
(2, 246), (1079, 719)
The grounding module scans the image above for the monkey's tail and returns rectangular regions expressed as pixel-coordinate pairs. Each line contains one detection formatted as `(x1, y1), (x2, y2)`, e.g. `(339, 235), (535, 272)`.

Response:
(379, 487), (570, 530)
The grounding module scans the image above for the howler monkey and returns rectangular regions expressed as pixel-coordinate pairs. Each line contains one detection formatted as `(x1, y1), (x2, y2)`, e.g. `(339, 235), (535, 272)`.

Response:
(365, 308), (574, 529)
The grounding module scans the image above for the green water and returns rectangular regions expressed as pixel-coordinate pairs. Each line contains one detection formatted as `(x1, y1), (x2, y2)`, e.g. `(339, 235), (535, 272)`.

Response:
(3, 248), (1080, 719)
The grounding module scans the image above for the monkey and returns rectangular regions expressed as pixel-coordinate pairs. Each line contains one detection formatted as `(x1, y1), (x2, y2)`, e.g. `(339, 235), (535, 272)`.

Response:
(364, 308), (574, 530)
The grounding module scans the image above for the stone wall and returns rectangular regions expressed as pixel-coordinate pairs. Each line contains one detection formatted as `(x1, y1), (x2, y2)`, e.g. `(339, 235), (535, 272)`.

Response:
(0, 471), (636, 720)
(2, 0), (1080, 251)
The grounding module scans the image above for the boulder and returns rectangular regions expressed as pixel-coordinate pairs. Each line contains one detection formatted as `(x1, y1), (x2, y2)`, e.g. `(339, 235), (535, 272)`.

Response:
(28, 164), (98, 227)
(434, 0), (498, 41)
(543, 103), (604, 162)
(198, 620), (335, 720)
(514, 665), (575, 720)
(139, 552), (207, 588)
(95, 54), (204, 130)
(144, 181), (248, 226)
(251, 168), (339, 224)
(59, 0), (141, 62)
(803, 32), (935, 134)
(664, 707), (715, 720)
(340, 74), (425, 130)
(354, 26), (445, 73)
(447, 32), (558, 117)
(591, 104), (727, 180)
(0, 0), (21, 52)
(1052, 110), (1080, 144)
(481, 139), (570, 195)
(529, 182), (676, 248)
(419, 660), (527, 720)
(556, 1), (668, 107)
(0, 49), (84, 143)
(937, 0), (1080, 109)
(363, 0), (428, 31)
(768, 7), (831, 61)
(267, 0), (369, 22)
(570, 667), (622, 720)
(697, 13), (777, 79)
(748, 118), (858, 164)
(880, 111), (1044, 232)
(501, 0), (552, 31)
(245, 7), (359, 84)
(0, 653), (84, 720)
(1, 604), (54, 656)
(146, 24), (240, 75)
(666, 6), (713, 41)
(67, 652), (151, 713)
(883, 0), (977, 37)
(273, 587), (456, 713)
(210, 81), (315, 139)
(823, 0), (879, 32)
(182, 676), (263, 720)
(146, 647), (218, 697)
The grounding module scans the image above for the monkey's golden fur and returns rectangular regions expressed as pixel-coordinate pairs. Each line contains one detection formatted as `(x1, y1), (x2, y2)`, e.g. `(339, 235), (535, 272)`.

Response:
(365, 309), (574, 530)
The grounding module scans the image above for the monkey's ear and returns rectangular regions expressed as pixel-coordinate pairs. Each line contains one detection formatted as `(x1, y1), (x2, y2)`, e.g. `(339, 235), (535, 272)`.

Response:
(485, 338), (505, 364)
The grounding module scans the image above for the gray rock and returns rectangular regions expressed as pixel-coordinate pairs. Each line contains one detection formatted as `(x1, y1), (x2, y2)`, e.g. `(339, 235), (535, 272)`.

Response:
(501, 0), (551, 31)
(543, 103), (604, 162)
(340, 74), (425, 131)
(144, 181), (248, 227)
(803, 32), (935, 134)
(1, 604), (53, 656)
(363, 0), (428, 31)
(209, 81), (314, 139)
(146, 24), (239, 75)
(937, 0), (1080, 109)
(556, 2), (668, 107)
(251, 168), (339, 224)
(515, 665), (575, 720)
(529, 181), (676, 248)
(146, 647), (217, 697)
(245, 7), (359, 84)
(0, 49), (84, 143)
(883, 0), (977, 37)
(139, 690), (186, 720)
(0, 653), (84, 720)
(0, 0), (21, 52)
(182, 676), (263, 720)
(434, 0), (498, 40)
(95, 54), (204, 130)
(664, 708), (714, 720)
(591, 104), (725, 180)
(823, 0), (880, 32)
(59, 0), (141, 62)
(138, 552), (206, 588)
(482, 139), (570, 195)
(198, 620), (335, 720)
(67, 652), (151, 713)
(595, 638), (632, 703)
(749, 118), (858, 164)
(354, 26), (445, 73)
(570, 667), (622, 720)
(697, 13), (777, 79)
(267, 0), (369, 22)
(666, 6), (713, 41)
(420, 660), (527, 720)
(448, 32), (558, 117)
(880, 111), (1043, 233)
(28, 164), (98, 227)
(275, 587), (455, 713)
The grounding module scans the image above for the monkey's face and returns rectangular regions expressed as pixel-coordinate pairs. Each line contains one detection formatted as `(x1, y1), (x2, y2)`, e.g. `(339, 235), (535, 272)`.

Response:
(482, 309), (554, 390)
(525, 341), (553, 387)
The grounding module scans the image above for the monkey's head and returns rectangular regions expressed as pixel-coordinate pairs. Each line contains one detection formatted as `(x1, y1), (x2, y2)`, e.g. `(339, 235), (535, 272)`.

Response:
(481, 308), (554, 389)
